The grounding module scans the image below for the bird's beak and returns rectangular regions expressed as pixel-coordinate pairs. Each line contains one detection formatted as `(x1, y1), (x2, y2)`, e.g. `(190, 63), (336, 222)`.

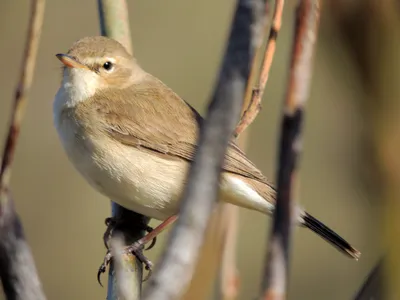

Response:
(56, 53), (88, 69)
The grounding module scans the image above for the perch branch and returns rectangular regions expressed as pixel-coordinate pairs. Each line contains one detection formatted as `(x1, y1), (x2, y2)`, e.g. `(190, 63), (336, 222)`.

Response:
(235, 0), (285, 138)
(97, 1), (150, 298)
(142, 0), (261, 299)
(0, 0), (46, 299)
(109, 235), (139, 300)
(260, 1), (321, 299)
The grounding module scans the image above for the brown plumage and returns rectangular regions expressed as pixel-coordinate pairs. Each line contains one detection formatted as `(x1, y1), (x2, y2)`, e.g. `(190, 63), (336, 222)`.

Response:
(54, 36), (360, 260)
(78, 75), (274, 199)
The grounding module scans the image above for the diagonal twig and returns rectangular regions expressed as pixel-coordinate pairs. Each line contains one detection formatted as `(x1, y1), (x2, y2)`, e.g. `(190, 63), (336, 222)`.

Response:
(142, 0), (263, 299)
(0, 0), (46, 299)
(235, 0), (285, 138)
(260, 1), (321, 299)
(97, 0), (150, 299)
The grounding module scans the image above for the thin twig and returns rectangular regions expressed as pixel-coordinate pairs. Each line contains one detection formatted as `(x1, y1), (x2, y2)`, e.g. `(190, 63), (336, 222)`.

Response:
(235, 0), (285, 138)
(142, 0), (262, 299)
(260, 1), (321, 299)
(0, 0), (45, 191)
(97, 1), (150, 299)
(0, 0), (46, 299)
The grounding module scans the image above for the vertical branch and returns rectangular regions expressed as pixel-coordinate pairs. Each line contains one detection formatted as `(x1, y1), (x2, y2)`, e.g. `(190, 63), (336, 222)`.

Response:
(97, 1), (149, 299)
(109, 235), (138, 300)
(0, 0), (46, 299)
(142, 0), (262, 299)
(98, 0), (133, 55)
(0, 0), (45, 191)
(260, 1), (320, 299)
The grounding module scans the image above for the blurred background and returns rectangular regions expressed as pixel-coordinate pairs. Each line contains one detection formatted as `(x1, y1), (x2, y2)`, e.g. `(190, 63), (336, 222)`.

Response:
(0, 0), (382, 299)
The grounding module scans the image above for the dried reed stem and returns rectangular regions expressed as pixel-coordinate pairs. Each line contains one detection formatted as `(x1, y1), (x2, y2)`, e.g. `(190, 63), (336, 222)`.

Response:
(260, 1), (321, 299)
(235, 0), (284, 138)
(0, 0), (46, 299)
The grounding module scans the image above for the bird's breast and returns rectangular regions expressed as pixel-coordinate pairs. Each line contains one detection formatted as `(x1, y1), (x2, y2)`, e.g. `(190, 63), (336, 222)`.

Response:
(53, 98), (188, 220)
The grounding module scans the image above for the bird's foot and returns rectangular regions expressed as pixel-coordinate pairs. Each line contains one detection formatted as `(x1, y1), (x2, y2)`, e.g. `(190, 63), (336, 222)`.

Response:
(98, 215), (178, 286)
(98, 217), (156, 286)
(97, 240), (154, 285)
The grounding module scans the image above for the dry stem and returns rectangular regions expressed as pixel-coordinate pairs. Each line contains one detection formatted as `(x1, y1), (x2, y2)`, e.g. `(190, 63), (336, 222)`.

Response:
(0, 0), (46, 299)
(235, 0), (285, 138)
(260, 1), (321, 299)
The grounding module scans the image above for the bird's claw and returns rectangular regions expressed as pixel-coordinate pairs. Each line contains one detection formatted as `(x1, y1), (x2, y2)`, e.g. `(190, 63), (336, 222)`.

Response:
(144, 225), (157, 251)
(125, 241), (154, 281)
(97, 251), (112, 287)
(97, 241), (154, 286)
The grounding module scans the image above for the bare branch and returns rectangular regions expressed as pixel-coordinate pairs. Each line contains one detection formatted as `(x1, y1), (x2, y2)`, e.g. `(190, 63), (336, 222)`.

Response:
(105, 209), (147, 300)
(142, 0), (264, 299)
(0, 0), (46, 299)
(260, 0), (321, 298)
(97, 1), (149, 298)
(109, 235), (140, 300)
(98, 0), (133, 55)
(235, 0), (284, 138)
(0, 0), (45, 190)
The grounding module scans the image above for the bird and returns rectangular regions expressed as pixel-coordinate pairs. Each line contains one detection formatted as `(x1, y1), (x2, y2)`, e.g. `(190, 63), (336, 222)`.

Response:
(53, 36), (360, 273)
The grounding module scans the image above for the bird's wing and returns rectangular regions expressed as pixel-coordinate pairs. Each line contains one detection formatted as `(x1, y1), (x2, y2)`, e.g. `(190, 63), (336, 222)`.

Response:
(91, 76), (268, 184)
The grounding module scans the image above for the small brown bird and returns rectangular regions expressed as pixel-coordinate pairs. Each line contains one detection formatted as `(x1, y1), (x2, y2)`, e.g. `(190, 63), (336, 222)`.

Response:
(53, 36), (360, 264)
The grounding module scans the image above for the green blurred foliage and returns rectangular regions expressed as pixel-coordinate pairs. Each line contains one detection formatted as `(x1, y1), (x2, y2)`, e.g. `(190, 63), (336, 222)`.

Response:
(0, 1), (378, 299)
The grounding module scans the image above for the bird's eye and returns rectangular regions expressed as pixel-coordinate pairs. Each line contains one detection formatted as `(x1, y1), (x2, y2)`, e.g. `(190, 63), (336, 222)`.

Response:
(102, 61), (113, 71)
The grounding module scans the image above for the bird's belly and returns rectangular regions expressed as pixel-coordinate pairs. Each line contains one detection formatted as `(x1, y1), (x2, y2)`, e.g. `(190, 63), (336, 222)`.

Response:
(57, 125), (188, 220)
(90, 148), (187, 220)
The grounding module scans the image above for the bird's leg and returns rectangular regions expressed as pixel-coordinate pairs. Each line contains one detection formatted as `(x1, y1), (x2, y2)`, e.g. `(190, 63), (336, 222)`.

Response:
(102, 217), (156, 250)
(98, 215), (178, 284)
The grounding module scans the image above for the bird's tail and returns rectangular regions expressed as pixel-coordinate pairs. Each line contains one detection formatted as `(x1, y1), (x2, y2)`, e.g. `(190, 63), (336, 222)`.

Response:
(302, 212), (361, 260)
